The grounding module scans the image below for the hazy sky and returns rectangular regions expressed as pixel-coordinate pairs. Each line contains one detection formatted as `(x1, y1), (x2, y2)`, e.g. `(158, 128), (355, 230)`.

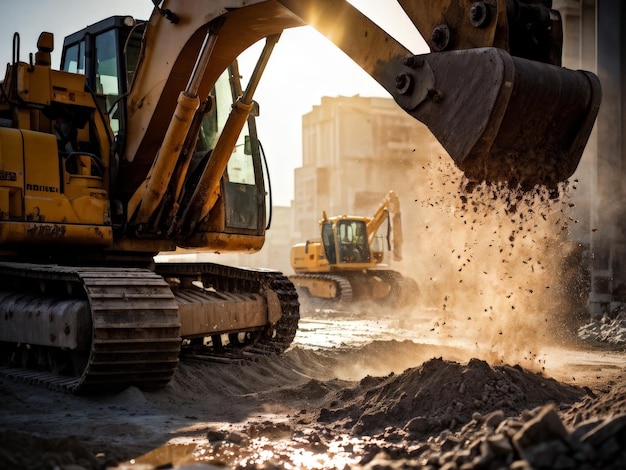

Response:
(0, 1), (427, 206)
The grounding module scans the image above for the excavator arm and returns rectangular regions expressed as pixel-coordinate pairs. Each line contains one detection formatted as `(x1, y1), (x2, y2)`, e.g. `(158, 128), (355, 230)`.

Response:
(366, 191), (403, 263)
(122, 0), (600, 241)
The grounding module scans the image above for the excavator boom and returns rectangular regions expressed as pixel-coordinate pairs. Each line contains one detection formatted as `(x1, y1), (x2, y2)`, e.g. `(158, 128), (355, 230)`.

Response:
(124, 0), (600, 239)
(366, 191), (403, 262)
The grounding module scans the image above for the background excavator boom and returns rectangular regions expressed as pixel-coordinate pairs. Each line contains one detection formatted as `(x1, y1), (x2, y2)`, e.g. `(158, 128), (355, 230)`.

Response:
(366, 190), (403, 262)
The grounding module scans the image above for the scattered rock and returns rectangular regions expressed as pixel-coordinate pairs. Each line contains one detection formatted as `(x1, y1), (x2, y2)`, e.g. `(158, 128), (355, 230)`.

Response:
(578, 312), (626, 345)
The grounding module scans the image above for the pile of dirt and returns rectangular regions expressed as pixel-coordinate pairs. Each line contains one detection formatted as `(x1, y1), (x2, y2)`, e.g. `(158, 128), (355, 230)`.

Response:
(275, 356), (625, 469)
(311, 357), (584, 437)
(184, 354), (624, 469)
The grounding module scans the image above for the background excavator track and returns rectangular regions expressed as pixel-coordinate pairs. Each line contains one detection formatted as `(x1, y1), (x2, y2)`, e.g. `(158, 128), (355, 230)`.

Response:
(291, 270), (418, 310)
(290, 273), (354, 308)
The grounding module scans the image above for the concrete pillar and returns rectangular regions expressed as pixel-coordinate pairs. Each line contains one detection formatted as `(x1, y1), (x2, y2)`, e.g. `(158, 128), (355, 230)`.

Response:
(588, 0), (626, 316)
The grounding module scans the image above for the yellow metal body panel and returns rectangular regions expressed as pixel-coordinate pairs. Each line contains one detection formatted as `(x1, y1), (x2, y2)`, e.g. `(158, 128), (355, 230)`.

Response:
(291, 242), (329, 273)
(16, 63), (93, 108)
(180, 232), (265, 253)
(293, 277), (337, 300)
(16, 63), (51, 106)
(0, 126), (111, 245)
(0, 221), (112, 245)
(19, 130), (108, 226)
(0, 128), (25, 219)
(23, 130), (61, 198)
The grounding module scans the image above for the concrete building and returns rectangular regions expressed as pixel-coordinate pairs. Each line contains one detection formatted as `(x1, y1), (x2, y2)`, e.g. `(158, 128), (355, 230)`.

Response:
(555, 0), (626, 315)
(294, 95), (437, 244)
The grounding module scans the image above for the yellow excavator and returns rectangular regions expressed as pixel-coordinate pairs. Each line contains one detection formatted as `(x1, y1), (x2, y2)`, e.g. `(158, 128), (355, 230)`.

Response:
(290, 191), (417, 308)
(0, 0), (601, 393)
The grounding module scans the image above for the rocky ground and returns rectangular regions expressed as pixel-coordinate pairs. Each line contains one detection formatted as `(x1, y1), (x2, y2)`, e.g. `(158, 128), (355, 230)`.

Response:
(0, 308), (624, 470)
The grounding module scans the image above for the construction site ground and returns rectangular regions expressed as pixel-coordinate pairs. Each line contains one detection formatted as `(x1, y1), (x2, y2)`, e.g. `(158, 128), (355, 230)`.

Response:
(2, 173), (626, 469)
(0, 306), (624, 470)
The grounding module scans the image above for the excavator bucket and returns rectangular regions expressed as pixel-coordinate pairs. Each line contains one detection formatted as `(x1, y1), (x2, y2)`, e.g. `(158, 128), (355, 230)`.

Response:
(379, 48), (601, 188)
(278, 0), (601, 188)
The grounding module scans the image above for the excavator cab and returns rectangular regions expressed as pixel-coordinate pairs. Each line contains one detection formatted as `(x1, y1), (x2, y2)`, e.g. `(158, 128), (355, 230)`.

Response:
(60, 16), (270, 252)
(336, 220), (370, 265)
(319, 218), (372, 268)
(61, 16), (142, 139)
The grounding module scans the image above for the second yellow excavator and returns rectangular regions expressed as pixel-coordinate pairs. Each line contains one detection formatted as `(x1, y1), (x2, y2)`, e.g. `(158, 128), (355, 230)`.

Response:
(290, 191), (417, 309)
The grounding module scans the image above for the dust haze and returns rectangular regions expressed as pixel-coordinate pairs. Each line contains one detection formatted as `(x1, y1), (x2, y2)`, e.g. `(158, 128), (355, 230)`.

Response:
(390, 141), (588, 372)
(2, 139), (623, 470)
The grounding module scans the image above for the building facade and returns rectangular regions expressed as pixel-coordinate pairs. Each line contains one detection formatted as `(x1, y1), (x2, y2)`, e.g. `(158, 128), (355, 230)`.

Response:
(294, 95), (438, 243)
(555, 0), (626, 315)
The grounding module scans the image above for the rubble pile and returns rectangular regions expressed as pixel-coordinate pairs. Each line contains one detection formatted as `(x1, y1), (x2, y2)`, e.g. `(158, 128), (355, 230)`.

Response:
(578, 309), (626, 346)
(314, 358), (583, 436)
(300, 357), (626, 469)
(357, 405), (626, 470)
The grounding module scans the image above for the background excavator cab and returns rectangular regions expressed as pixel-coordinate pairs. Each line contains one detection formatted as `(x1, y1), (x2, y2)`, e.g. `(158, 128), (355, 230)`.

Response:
(323, 219), (372, 265)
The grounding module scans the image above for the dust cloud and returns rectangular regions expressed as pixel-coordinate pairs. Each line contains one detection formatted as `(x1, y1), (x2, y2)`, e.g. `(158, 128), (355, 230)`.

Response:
(396, 148), (588, 372)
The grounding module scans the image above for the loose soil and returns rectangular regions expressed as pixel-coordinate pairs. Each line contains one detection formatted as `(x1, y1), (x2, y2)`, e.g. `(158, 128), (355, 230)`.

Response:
(0, 309), (624, 469)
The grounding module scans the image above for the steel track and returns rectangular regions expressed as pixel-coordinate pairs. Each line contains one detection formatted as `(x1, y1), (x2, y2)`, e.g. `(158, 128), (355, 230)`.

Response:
(289, 273), (354, 308)
(0, 262), (300, 393)
(155, 262), (300, 354)
(0, 263), (180, 394)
